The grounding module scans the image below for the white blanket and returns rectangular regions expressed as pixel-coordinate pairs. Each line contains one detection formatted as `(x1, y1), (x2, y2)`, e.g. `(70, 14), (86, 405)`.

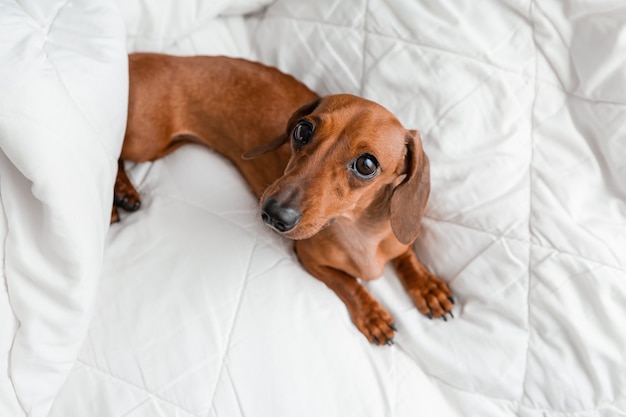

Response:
(1, 1), (625, 416)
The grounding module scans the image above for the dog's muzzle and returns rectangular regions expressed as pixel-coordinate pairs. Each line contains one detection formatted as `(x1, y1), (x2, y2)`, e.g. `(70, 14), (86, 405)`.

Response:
(261, 198), (301, 233)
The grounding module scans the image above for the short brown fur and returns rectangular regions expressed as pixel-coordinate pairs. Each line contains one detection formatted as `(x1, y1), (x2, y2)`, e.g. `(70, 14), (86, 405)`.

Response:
(116, 53), (453, 345)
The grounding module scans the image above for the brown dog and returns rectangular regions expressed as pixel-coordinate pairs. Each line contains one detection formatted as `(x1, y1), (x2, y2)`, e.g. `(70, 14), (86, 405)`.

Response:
(115, 53), (453, 345)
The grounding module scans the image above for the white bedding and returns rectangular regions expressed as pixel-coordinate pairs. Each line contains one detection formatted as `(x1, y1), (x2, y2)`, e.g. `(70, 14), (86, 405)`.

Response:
(1, 0), (625, 416)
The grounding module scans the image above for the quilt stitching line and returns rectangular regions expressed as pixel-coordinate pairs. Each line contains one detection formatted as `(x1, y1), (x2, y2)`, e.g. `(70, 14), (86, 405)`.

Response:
(12, 0), (69, 30)
(75, 242), (266, 417)
(43, 0), (71, 38)
(146, 155), (624, 273)
(225, 361), (247, 417)
(426, 370), (626, 416)
(423, 216), (625, 274)
(420, 64), (500, 139)
(524, 0), (626, 110)
(5, 1), (121, 162)
(118, 396), (165, 417)
(259, 13), (535, 78)
(258, 14), (626, 106)
(142, 189), (293, 255)
(384, 343), (399, 417)
(446, 229), (525, 284)
(518, 395), (626, 415)
(38, 4), (121, 164)
(75, 359), (199, 417)
(520, 0), (539, 409)
(365, 31), (626, 106)
(137, 181), (624, 295)
(393, 341), (519, 405)
(205, 361), (247, 417)
(126, 16), (238, 52)
(359, 0), (370, 97)
(206, 238), (257, 413)
(372, 32), (625, 106)
(170, 14), (237, 48)
(144, 179), (624, 273)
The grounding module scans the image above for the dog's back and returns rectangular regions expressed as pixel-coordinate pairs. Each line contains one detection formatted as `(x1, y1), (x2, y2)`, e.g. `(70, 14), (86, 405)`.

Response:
(117, 54), (452, 344)
(122, 53), (318, 196)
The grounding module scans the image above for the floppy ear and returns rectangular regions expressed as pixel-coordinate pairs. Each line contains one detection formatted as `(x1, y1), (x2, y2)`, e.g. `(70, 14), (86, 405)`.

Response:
(241, 133), (288, 160)
(390, 130), (431, 245)
(242, 97), (322, 160)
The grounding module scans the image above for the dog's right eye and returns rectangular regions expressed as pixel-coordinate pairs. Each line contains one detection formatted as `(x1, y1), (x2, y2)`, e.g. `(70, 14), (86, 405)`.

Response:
(293, 121), (314, 145)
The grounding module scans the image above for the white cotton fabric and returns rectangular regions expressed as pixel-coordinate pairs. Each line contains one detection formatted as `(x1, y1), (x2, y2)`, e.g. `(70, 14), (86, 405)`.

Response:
(0, 0), (127, 416)
(1, 0), (625, 416)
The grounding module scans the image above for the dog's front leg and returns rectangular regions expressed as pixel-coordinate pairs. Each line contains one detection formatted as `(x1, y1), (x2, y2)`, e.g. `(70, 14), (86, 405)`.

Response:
(393, 249), (454, 320)
(296, 245), (396, 345)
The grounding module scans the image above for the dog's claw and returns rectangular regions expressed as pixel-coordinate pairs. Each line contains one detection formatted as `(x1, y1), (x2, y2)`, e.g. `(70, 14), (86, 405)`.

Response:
(449, 311), (454, 319)
(114, 193), (142, 212)
(130, 199), (141, 210)
(426, 313), (433, 320)
(442, 314), (448, 322)
(390, 323), (397, 331)
(122, 196), (141, 211)
(373, 337), (395, 346)
(448, 297), (455, 305)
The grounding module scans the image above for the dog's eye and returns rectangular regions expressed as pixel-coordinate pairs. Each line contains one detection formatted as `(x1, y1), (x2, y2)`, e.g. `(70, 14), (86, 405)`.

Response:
(293, 121), (314, 145)
(352, 154), (379, 179)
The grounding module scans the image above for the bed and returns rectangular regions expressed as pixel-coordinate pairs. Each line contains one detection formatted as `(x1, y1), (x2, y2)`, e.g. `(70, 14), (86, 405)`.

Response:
(1, 0), (625, 416)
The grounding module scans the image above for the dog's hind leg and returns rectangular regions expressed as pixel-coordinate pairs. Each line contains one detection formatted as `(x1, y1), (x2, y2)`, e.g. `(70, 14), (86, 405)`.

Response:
(111, 159), (141, 223)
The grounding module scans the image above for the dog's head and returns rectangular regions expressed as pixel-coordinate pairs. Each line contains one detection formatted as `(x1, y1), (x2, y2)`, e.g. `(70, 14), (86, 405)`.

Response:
(243, 94), (430, 244)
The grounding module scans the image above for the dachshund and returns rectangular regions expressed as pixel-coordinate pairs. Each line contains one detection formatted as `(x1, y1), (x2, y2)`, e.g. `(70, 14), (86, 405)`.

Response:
(114, 53), (453, 345)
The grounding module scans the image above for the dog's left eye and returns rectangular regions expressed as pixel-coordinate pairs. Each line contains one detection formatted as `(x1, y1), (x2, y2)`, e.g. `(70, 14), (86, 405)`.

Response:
(293, 121), (314, 145)
(351, 154), (379, 179)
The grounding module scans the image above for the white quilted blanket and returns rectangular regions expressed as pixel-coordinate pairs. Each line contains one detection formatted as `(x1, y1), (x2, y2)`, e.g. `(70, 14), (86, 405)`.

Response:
(1, 1), (625, 416)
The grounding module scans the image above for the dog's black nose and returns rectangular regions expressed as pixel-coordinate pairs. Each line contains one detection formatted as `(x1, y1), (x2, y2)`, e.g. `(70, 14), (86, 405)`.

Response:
(261, 198), (301, 232)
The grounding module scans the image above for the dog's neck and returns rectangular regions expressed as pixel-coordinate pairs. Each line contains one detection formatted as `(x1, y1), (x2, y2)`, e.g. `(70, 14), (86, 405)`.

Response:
(302, 183), (406, 281)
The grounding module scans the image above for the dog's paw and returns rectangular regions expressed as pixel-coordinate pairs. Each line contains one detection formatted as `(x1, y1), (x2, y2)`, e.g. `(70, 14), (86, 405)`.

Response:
(113, 178), (142, 212)
(351, 301), (397, 346)
(114, 192), (141, 212)
(114, 169), (141, 212)
(408, 275), (454, 321)
(114, 160), (142, 213)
